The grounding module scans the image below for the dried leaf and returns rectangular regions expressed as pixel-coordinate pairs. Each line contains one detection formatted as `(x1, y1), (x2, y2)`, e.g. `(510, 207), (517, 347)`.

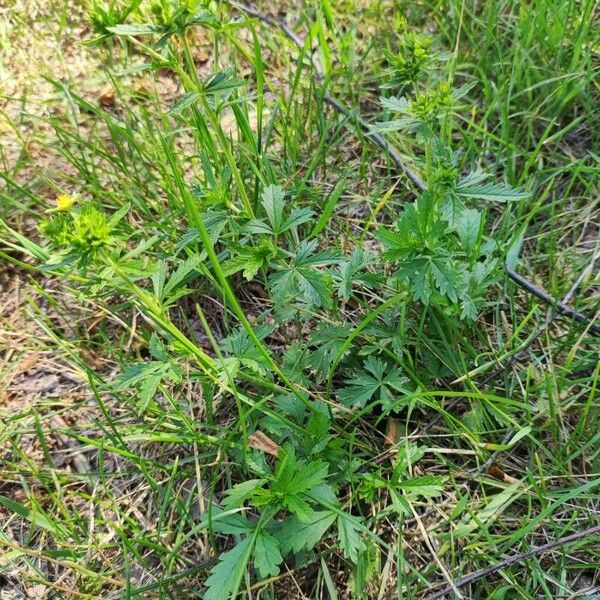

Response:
(248, 431), (280, 457)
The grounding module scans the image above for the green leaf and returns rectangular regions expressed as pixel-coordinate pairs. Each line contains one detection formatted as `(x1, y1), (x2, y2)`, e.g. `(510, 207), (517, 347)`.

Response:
(223, 242), (275, 280)
(188, 9), (220, 28)
(254, 531), (283, 578)
(505, 231), (524, 270)
(204, 537), (253, 600)
(309, 179), (345, 238)
(270, 241), (336, 309)
(277, 511), (337, 554)
(280, 207), (314, 233)
(169, 92), (201, 116)
(107, 23), (162, 36)
(337, 513), (366, 563)
(296, 267), (331, 307)
(431, 259), (458, 303)
(398, 475), (445, 498)
(138, 372), (160, 413)
(456, 172), (529, 202)
(0, 495), (66, 536)
(162, 254), (202, 299)
(454, 208), (482, 252)
(204, 69), (244, 94)
(273, 447), (329, 497)
(222, 479), (266, 508)
(261, 185), (286, 234)
(244, 218), (273, 235)
(380, 95), (409, 112)
(337, 249), (378, 301)
(339, 357), (407, 409)
(207, 509), (254, 535)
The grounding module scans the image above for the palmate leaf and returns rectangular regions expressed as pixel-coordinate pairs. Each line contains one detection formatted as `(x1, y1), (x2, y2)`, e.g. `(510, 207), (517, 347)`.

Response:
(272, 447), (329, 498)
(339, 356), (408, 409)
(308, 325), (349, 378)
(222, 240), (276, 281)
(222, 250), (265, 280)
(337, 248), (379, 301)
(269, 241), (340, 309)
(249, 186), (314, 236)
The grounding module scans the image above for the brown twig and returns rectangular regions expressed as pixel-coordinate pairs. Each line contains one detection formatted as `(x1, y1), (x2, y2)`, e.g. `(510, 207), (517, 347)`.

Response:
(505, 266), (600, 336)
(422, 522), (600, 600)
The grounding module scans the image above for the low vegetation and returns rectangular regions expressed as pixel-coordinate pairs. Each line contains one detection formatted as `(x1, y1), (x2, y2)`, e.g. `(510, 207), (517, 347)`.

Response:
(1, 0), (599, 598)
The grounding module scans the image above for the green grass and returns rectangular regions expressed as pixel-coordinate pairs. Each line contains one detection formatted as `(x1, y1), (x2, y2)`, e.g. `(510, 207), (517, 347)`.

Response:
(1, 0), (599, 598)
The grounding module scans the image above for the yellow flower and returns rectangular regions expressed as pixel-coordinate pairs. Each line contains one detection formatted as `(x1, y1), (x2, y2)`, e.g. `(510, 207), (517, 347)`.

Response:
(55, 194), (75, 211)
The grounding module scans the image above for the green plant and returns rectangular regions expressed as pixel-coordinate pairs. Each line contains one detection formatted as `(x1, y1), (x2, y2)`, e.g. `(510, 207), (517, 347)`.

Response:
(1, 0), (599, 598)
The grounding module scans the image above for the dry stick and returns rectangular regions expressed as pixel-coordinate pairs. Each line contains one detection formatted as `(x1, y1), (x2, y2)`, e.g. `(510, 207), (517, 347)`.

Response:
(427, 251), (600, 473)
(480, 248), (600, 385)
(397, 253), (600, 529)
(230, 1), (600, 336)
(422, 522), (600, 600)
(505, 266), (600, 336)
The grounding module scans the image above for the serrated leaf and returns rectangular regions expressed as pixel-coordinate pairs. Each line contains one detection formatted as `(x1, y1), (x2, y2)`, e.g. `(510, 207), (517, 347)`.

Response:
(222, 479), (266, 508)
(339, 357), (407, 409)
(380, 95), (409, 112)
(243, 219), (272, 235)
(261, 185), (285, 233)
(277, 512), (336, 554)
(456, 181), (529, 203)
(308, 325), (349, 378)
(337, 248), (377, 301)
(204, 69), (244, 94)
(431, 260), (458, 303)
(188, 9), (220, 27)
(455, 208), (482, 251)
(222, 250), (265, 281)
(208, 509), (254, 535)
(273, 448), (329, 497)
(138, 373), (160, 413)
(398, 475), (445, 498)
(149, 334), (168, 361)
(204, 537), (253, 600)
(460, 295), (478, 321)
(296, 267), (331, 307)
(280, 207), (314, 233)
(162, 254), (202, 299)
(254, 531), (283, 578)
(107, 23), (162, 36)
(337, 513), (366, 563)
